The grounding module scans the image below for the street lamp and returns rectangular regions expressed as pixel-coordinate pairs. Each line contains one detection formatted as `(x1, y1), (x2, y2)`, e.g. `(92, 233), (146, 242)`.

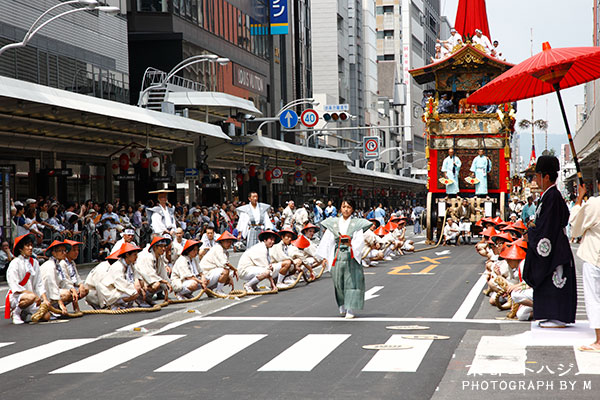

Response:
(137, 54), (230, 107)
(0, 1), (120, 56)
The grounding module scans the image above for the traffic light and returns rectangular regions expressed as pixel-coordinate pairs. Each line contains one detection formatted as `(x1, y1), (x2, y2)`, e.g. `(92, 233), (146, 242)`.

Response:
(323, 112), (349, 122)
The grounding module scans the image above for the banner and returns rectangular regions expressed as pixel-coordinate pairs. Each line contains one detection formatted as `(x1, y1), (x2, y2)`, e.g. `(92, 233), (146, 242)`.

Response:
(270, 0), (288, 35)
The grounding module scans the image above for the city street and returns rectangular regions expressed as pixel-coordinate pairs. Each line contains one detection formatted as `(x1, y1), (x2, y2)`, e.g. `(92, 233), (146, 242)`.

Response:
(1, 240), (597, 400)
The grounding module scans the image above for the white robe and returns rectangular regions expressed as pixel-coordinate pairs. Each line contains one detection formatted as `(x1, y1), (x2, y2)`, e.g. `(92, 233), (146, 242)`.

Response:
(281, 206), (295, 228)
(473, 34), (493, 53)
(6, 255), (45, 306)
(200, 245), (229, 272)
(316, 220), (366, 268)
(293, 208), (309, 233)
(171, 255), (200, 293)
(238, 242), (270, 276)
(134, 246), (170, 285)
(60, 258), (83, 287)
(171, 238), (186, 263)
(39, 257), (73, 302)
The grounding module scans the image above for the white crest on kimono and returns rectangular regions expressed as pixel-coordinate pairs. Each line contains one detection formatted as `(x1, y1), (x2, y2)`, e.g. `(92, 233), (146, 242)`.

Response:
(536, 238), (551, 257)
(552, 265), (567, 289)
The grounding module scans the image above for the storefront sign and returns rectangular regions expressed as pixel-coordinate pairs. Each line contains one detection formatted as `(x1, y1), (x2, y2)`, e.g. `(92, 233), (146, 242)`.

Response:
(272, 178), (284, 184)
(233, 64), (267, 97)
(270, 0), (289, 35)
(152, 176), (172, 183)
(115, 174), (138, 182)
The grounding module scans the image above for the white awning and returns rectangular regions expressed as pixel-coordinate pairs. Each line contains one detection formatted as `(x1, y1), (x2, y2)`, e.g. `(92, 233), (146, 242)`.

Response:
(166, 91), (263, 116)
(344, 165), (427, 186)
(246, 136), (351, 163)
(0, 75), (229, 156)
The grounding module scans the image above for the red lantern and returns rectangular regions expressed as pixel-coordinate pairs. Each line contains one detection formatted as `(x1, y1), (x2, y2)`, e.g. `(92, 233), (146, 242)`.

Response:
(150, 157), (160, 173)
(236, 173), (244, 186)
(265, 170), (272, 182)
(129, 149), (140, 164)
(381, 188), (386, 196)
(348, 184), (353, 192)
(119, 153), (129, 170)
(311, 176), (317, 185)
(357, 188), (363, 196)
(338, 189), (344, 198)
(111, 161), (119, 175)
(249, 165), (257, 177)
(140, 156), (149, 169)
(305, 172), (312, 182)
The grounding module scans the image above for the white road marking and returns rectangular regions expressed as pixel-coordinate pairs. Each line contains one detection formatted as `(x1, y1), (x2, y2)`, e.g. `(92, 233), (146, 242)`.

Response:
(467, 336), (526, 375)
(0, 342), (15, 349)
(435, 250), (451, 256)
(199, 316), (526, 324)
(116, 317), (163, 332)
(0, 339), (97, 375)
(573, 345), (600, 374)
(155, 334), (266, 372)
(452, 273), (488, 320)
(365, 286), (384, 301)
(362, 334), (433, 372)
(258, 334), (350, 371)
(50, 335), (183, 374)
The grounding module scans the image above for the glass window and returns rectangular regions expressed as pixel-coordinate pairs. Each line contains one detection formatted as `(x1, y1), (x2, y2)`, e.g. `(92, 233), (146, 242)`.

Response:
(377, 31), (384, 39)
(376, 6), (384, 15)
(137, 0), (169, 12)
(383, 5), (394, 13)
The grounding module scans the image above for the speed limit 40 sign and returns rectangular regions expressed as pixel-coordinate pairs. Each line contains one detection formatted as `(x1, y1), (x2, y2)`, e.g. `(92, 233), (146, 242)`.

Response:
(300, 109), (319, 127)
(363, 136), (380, 159)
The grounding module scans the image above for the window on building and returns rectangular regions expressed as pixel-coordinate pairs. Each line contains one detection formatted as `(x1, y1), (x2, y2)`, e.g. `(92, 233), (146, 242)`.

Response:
(376, 6), (384, 15)
(383, 5), (394, 14)
(377, 31), (384, 39)
(384, 30), (394, 38)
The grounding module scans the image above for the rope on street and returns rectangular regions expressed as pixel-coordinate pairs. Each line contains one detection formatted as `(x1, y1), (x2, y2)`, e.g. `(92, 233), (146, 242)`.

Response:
(414, 212), (448, 253)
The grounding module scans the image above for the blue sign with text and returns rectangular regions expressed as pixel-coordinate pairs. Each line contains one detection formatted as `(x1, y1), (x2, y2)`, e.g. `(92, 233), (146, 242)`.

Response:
(270, 0), (289, 35)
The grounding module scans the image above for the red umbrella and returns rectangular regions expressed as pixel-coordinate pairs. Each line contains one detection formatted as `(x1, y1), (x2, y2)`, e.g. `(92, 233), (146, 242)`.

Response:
(469, 42), (600, 184)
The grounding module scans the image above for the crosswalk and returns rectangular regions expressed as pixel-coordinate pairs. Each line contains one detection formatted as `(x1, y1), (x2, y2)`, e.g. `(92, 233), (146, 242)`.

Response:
(0, 333), (435, 375)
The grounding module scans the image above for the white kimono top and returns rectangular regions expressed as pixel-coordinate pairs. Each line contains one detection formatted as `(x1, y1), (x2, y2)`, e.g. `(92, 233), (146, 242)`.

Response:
(134, 246), (170, 285)
(200, 245), (229, 272)
(238, 242), (270, 275)
(40, 257), (73, 302)
(6, 255), (44, 300)
(171, 255), (201, 292)
(60, 258), (83, 287)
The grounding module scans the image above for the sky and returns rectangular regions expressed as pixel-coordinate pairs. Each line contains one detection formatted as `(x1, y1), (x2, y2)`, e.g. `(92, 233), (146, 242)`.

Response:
(441, 0), (593, 152)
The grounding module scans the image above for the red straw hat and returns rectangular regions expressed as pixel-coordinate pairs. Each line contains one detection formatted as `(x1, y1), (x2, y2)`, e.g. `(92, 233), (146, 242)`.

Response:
(500, 244), (527, 260)
(475, 219), (483, 227)
(217, 231), (237, 242)
(118, 242), (142, 257)
(374, 226), (389, 236)
(292, 235), (311, 250)
(492, 216), (503, 224)
(481, 227), (498, 238)
(64, 239), (83, 247)
(277, 228), (298, 241)
(181, 239), (201, 255)
(513, 238), (528, 250)
(258, 230), (281, 243)
(45, 240), (71, 257)
(149, 235), (172, 249)
(301, 223), (320, 233)
(107, 250), (121, 261)
(12, 233), (35, 254)
(512, 220), (528, 231)
(491, 232), (514, 244)
(384, 221), (398, 231)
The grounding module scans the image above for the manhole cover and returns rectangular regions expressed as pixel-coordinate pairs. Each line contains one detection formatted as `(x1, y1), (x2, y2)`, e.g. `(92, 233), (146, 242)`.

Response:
(386, 325), (430, 330)
(402, 335), (449, 340)
(362, 344), (413, 350)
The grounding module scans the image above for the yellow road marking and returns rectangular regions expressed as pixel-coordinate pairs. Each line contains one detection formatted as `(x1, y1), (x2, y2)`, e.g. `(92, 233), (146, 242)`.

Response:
(388, 256), (450, 275)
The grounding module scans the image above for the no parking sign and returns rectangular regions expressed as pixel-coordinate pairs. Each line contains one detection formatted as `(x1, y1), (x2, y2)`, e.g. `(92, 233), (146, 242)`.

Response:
(363, 136), (380, 159)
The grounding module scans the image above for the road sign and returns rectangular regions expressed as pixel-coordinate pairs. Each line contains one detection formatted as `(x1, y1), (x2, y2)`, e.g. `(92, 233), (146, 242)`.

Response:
(272, 167), (283, 179)
(324, 104), (349, 112)
(272, 178), (284, 184)
(300, 109), (319, 127)
(185, 168), (199, 177)
(363, 136), (380, 159)
(279, 110), (298, 129)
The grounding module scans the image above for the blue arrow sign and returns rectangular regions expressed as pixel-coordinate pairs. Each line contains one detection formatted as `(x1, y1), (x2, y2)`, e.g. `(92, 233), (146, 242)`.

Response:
(279, 110), (298, 129)
(185, 168), (199, 177)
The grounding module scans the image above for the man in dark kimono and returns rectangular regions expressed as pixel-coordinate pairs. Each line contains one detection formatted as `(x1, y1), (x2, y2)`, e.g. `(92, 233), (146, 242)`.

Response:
(523, 156), (577, 328)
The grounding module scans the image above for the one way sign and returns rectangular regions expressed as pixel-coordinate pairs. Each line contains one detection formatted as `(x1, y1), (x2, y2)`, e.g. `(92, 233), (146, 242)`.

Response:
(279, 110), (298, 129)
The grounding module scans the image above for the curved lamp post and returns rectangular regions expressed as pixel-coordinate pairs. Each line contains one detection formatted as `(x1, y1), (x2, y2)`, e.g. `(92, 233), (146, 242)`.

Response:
(0, 1), (120, 56)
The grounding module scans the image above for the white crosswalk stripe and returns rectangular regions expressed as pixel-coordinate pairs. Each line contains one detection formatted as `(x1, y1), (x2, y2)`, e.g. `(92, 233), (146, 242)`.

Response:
(156, 334), (266, 372)
(0, 342), (14, 349)
(362, 335), (433, 372)
(0, 339), (97, 375)
(258, 334), (350, 372)
(50, 335), (184, 374)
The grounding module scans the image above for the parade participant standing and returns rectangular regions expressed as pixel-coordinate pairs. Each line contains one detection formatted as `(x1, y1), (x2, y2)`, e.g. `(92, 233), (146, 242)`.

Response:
(569, 180), (600, 351)
(317, 198), (372, 319)
(5, 233), (49, 324)
(374, 203), (386, 227)
(111, 228), (136, 255)
(236, 191), (273, 248)
(470, 149), (492, 197)
(200, 231), (239, 294)
(39, 241), (78, 315)
(324, 200), (337, 218)
(171, 240), (207, 299)
(281, 201), (295, 228)
(441, 148), (461, 196)
(237, 230), (279, 293)
(134, 235), (173, 305)
(60, 239), (88, 301)
(293, 203), (310, 234)
(521, 196), (537, 224)
(148, 189), (177, 235)
(523, 156), (576, 328)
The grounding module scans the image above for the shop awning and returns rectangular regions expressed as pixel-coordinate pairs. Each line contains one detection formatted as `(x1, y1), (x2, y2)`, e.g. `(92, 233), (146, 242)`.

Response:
(166, 91), (263, 118)
(333, 166), (427, 190)
(246, 136), (351, 163)
(0, 75), (229, 157)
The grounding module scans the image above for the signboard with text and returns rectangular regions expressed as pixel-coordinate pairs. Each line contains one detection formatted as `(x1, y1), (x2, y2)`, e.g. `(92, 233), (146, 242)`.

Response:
(270, 0), (289, 35)
(233, 64), (267, 96)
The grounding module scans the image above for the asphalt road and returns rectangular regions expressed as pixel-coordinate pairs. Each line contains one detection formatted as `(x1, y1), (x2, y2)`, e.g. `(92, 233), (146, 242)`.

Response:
(1, 239), (598, 400)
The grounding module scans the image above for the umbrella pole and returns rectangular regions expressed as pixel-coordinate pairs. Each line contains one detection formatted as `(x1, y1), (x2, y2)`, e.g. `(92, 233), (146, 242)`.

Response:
(553, 84), (584, 185)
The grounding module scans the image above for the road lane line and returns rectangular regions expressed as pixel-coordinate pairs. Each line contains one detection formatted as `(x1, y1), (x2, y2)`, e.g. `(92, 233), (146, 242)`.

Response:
(50, 335), (184, 374)
(573, 345), (600, 374)
(467, 336), (526, 375)
(362, 335), (433, 372)
(452, 272), (487, 320)
(0, 339), (97, 375)
(258, 334), (350, 371)
(198, 316), (527, 324)
(116, 317), (163, 332)
(365, 286), (384, 301)
(155, 334), (267, 372)
(0, 342), (15, 349)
